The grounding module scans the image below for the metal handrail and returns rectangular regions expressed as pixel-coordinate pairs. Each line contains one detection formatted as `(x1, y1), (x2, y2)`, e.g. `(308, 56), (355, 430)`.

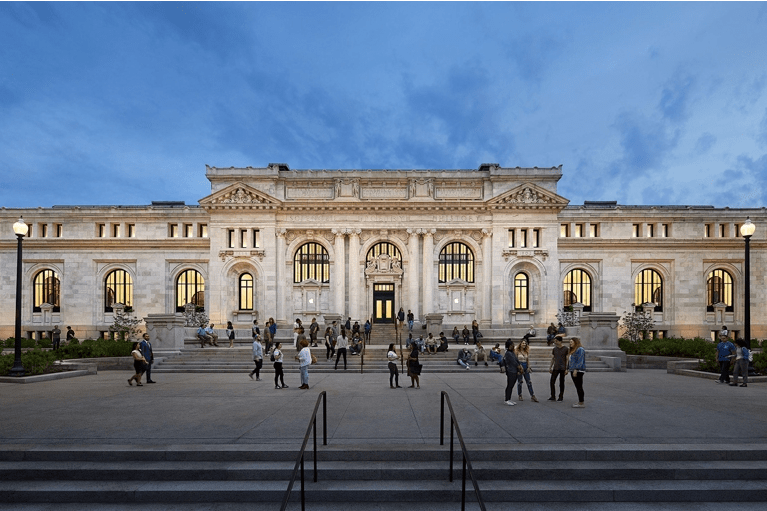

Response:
(440, 391), (487, 511)
(279, 391), (328, 511)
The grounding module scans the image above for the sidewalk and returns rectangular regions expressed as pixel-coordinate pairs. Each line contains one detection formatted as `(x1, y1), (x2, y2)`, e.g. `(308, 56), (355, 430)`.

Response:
(1, 369), (765, 447)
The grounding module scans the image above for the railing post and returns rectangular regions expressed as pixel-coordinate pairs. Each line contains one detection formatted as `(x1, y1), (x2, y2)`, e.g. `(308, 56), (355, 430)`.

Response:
(440, 392), (445, 445)
(313, 415), (318, 483)
(462, 455), (467, 511)
(300, 455), (305, 511)
(449, 417), (454, 482)
(323, 392), (327, 445)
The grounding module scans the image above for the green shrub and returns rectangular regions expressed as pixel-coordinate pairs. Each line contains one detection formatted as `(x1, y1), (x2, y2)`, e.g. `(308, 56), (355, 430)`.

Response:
(754, 351), (767, 373)
(620, 336), (719, 371)
(0, 348), (59, 376)
(36, 338), (52, 349)
(1, 338), (133, 376)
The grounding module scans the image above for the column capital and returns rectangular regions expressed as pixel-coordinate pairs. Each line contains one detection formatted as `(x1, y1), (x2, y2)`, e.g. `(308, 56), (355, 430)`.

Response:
(276, 228), (287, 238)
(481, 228), (492, 238)
(331, 228), (345, 238)
(407, 228), (419, 237)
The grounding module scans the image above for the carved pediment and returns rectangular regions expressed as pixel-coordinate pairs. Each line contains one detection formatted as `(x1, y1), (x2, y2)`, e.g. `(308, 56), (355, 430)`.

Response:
(488, 183), (569, 208)
(296, 278), (326, 289)
(442, 278), (472, 288)
(364, 254), (404, 277)
(199, 183), (281, 208)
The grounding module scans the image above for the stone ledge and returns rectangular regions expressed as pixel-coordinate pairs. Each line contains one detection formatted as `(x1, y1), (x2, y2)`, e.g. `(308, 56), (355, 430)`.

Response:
(667, 359), (767, 383)
(0, 370), (90, 384)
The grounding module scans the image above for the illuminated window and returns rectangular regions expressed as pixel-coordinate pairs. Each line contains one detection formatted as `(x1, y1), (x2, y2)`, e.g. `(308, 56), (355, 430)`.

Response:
(252, 229), (260, 248)
(169, 224), (178, 238)
(563, 269), (592, 312)
(366, 241), (401, 262)
(228, 229), (235, 248)
(634, 269), (663, 311)
(40, 224), (48, 237)
(98, 224), (106, 238)
(519, 229), (528, 248)
(508, 230), (515, 247)
(33, 269), (60, 312)
(532, 229), (540, 248)
(294, 242), (330, 283)
(705, 224), (712, 238)
(514, 273), (529, 310)
(438, 242), (474, 283)
(240, 229), (248, 248)
(105, 269), (133, 312)
(707, 269), (733, 312)
(632, 224), (640, 237)
(184, 224), (193, 238)
(647, 224), (654, 238)
(574, 224), (583, 238)
(560, 224), (569, 237)
(199, 224), (208, 238)
(127, 224), (135, 238)
(112, 224), (121, 238)
(661, 224), (669, 237)
(239, 273), (253, 310)
(176, 269), (205, 312)
(55, 224), (62, 238)
(589, 224), (599, 237)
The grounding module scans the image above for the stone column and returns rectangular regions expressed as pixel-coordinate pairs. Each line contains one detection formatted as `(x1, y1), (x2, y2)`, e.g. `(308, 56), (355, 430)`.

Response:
(481, 229), (492, 326)
(349, 229), (361, 321)
(275, 229), (287, 323)
(422, 229), (434, 316)
(333, 229), (346, 317)
(407, 229), (420, 319)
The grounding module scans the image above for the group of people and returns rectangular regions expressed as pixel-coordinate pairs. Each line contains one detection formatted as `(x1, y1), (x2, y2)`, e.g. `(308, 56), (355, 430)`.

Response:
(715, 326), (752, 387)
(48, 325), (76, 350)
(406, 332), (449, 354)
(501, 335), (586, 408)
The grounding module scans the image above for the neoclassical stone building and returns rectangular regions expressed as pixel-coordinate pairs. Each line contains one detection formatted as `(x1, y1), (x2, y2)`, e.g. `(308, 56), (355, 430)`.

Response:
(1, 163), (764, 342)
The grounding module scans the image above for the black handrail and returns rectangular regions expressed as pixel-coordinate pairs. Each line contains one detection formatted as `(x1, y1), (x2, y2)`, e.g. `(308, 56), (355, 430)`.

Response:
(280, 391), (328, 511)
(440, 391), (487, 511)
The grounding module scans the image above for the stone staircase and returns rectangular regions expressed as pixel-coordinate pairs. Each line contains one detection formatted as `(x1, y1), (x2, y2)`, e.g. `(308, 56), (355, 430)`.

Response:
(2, 444), (766, 506)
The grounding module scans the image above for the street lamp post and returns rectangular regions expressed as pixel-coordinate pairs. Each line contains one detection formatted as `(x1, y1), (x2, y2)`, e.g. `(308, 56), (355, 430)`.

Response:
(11, 217), (29, 377)
(740, 217), (755, 350)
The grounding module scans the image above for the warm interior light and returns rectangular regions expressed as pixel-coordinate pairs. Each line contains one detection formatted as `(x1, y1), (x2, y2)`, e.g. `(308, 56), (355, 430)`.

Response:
(12, 217), (28, 236)
(741, 218), (756, 238)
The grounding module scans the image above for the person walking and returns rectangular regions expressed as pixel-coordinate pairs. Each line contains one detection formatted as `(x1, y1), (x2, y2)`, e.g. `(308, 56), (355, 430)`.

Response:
(515, 339), (538, 402)
(568, 337), (586, 408)
(251, 320), (260, 347)
(226, 321), (235, 348)
(293, 318), (302, 349)
(51, 325), (61, 351)
(335, 327), (349, 370)
(716, 334), (736, 384)
(273, 342), (287, 389)
(296, 339), (312, 389)
(548, 336), (568, 401)
(139, 333), (155, 384)
(407, 346), (421, 388)
(324, 326), (335, 360)
(387, 343), (402, 389)
(128, 341), (148, 386)
(249, 336), (263, 381)
(503, 339), (520, 406)
(397, 307), (405, 331)
(407, 310), (414, 332)
(267, 318), (277, 354)
(731, 338), (750, 388)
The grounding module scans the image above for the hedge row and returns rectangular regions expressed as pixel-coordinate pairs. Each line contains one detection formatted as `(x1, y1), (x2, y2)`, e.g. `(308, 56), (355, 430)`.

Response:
(0, 338), (133, 376)
(619, 337), (767, 373)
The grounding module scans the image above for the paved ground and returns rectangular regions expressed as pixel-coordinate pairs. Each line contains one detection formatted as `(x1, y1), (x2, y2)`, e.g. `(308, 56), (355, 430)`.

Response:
(1, 368), (765, 447)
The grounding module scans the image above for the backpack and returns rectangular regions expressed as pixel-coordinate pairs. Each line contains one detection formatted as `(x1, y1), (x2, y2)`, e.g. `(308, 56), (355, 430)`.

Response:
(744, 347), (753, 362)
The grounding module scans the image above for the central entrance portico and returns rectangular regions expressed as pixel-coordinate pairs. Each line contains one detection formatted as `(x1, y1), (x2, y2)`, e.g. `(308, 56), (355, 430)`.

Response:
(365, 252), (404, 324)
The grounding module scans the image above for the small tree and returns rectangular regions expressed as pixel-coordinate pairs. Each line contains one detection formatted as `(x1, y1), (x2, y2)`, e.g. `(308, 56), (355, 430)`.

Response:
(620, 305), (654, 343)
(109, 305), (144, 342)
(556, 308), (580, 327)
(183, 304), (209, 328)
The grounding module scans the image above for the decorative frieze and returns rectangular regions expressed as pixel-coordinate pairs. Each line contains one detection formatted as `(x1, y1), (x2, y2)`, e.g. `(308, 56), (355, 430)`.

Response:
(286, 187), (334, 200)
(434, 186), (483, 200)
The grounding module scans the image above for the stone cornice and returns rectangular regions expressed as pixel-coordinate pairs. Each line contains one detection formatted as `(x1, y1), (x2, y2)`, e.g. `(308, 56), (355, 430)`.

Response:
(0, 239), (211, 250)
(557, 238), (767, 250)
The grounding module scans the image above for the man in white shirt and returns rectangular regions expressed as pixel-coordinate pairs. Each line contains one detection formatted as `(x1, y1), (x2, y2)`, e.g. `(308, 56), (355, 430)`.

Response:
(205, 324), (219, 346)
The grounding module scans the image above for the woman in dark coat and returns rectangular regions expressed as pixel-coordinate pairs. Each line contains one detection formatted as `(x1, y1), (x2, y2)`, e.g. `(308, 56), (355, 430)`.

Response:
(407, 346), (421, 389)
(503, 339), (521, 406)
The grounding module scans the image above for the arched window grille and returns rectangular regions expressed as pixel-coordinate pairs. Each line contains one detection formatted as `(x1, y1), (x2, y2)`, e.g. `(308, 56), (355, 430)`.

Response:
(176, 269), (205, 312)
(438, 242), (474, 283)
(366, 242), (401, 262)
(105, 269), (133, 312)
(563, 269), (592, 311)
(514, 273), (529, 310)
(239, 273), (254, 310)
(294, 242), (330, 283)
(33, 269), (60, 312)
(634, 269), (663, 311)
(707, 269), (733, 312)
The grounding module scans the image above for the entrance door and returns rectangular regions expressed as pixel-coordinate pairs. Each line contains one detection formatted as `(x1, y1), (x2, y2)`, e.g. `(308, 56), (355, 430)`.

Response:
(373, 283), (395, 323)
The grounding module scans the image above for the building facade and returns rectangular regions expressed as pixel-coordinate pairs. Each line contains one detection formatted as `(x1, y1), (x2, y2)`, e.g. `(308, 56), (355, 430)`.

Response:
(1, 163), (764, 341)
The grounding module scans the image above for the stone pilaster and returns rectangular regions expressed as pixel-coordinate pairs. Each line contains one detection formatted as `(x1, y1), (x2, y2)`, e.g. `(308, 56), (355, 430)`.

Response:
(348, 229), (361, 321)
(407, 229), (420, 319)
(275, 229), (287, 323)
(332, 229), (346, 317)
(422, 229), (435, 316)
(481, 229), (492, 326)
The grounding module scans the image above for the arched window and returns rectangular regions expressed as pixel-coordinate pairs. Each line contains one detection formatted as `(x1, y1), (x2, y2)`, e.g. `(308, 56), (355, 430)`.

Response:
(176, 269), (205, 312)
(514, 273), (529, 310)
(294, 242), (330, 283)
(366, 241), (401, 262)
(438, 242), (474, 283)
(634, 269), (663, 312)
(563, 269), (592, 312)
(239, 273), (254, 310)
(707, 269), (733, 312)
(33, 269), (60, 312)
(105, 269), (133, 312)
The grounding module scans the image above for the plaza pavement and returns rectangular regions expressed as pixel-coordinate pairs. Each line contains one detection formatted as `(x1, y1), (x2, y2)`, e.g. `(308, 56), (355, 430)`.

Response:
(1, 368), (765, 446)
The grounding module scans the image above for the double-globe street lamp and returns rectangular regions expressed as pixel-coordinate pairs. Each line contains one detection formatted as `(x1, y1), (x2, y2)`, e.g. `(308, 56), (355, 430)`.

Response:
(11, 217), (28, 377)
(740, 217), (755, 350)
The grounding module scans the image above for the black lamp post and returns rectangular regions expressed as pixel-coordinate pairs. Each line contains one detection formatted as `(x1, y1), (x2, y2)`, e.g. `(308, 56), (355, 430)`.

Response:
(740, 217), (755, 350)
(11, 216), (29, 377)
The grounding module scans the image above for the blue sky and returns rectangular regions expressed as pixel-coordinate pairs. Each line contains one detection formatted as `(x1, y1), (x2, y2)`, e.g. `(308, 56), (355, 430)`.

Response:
(1, 1), (766, 208)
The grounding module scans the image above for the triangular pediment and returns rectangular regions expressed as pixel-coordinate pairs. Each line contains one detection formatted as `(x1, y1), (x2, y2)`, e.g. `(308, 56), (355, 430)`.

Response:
(488, 183), (569, 208)
(199, 182), (281, 208)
